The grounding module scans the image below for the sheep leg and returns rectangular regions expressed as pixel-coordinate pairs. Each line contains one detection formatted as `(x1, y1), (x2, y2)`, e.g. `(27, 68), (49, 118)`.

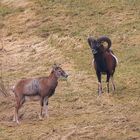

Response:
(44, 97), (49, 118)
(39, 97), (44, 119)
(98, 82), (102, 95)
(97, 72), (102, 95)
(13, 96), (25, 124)
(14, 107), (19, 124)
(106, 73), (110, 93)
(111, 76), (115, 91)
(13, 100), (19, 123)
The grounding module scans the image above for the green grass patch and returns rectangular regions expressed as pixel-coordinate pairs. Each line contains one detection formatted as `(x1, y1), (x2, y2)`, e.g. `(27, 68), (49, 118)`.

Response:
(0, 6), (13, 17)
(0, 4), (25, 18)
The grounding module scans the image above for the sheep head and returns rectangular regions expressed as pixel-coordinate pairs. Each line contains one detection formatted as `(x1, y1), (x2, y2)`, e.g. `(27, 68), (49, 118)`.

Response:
(97, 36), (112, 50)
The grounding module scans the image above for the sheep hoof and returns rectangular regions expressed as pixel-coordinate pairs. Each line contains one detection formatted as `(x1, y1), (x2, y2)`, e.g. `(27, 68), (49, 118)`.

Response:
(39, 115), (43, 120)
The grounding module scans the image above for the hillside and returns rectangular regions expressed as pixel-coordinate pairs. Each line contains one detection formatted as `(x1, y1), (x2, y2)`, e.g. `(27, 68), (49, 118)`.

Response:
(0, 0), (140, 140)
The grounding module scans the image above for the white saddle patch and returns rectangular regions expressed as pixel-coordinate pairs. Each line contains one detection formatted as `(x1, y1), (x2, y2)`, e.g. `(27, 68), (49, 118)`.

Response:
(92, 59), (94, 66)
(111, 53), (118, 65)
(91, 53), (118, 66)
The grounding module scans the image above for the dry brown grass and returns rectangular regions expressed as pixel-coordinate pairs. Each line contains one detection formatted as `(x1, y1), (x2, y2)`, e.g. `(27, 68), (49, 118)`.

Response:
(0, 0), (140, 140)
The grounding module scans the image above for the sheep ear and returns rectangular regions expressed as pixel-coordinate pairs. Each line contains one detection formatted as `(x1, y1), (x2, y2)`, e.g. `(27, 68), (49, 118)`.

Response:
(52, 63), (58, 70)
(57, 63), (61, 67)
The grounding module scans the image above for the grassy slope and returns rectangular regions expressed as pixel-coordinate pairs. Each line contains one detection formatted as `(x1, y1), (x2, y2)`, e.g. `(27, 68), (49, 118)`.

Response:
(0, 0), (140, 140)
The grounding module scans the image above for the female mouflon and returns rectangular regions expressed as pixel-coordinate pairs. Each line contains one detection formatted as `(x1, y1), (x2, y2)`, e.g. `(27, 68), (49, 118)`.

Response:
(13, 64), (68, 124)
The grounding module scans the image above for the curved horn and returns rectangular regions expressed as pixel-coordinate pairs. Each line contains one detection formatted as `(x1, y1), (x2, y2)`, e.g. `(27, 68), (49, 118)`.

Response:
(87, 37), (96, 49)
(97, 36), (112, 49)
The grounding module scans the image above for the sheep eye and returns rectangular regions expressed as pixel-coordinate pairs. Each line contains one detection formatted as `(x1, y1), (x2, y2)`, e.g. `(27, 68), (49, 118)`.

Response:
(58, 70), (61, 73)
